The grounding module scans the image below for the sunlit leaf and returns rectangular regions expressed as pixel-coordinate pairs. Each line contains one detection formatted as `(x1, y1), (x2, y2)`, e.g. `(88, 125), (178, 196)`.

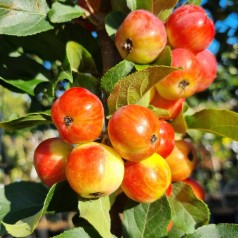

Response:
(185, 109), (238, 141)
(0, 0), (53, 36)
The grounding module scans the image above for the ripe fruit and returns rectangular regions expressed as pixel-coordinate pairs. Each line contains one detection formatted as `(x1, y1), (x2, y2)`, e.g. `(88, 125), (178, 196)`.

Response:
(155, 48), (202, 100)
(108, 104), (160, 162)
(51, 87), (104, 144)
(156, 119), (175, 158)
(165, 140), (198, 182)
(121, 153), (171, 203)
(183, 177), (205, 200)
(65, 142), (124, 198)
(115, 9), (167, 64)
(34, 137), (73, 187)
(150, 91), (185, 120)
(196, 49), (217, 92)
(166, 4), (215, 53)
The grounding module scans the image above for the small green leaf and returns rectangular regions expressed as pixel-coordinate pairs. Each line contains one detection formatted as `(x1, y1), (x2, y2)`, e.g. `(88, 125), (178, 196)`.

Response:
(0, 0), (53, 36)
(153, 46), (172, 66)
(48, 2), (84, 23)
(107, 65), (178, 114)
(126, 0), (153, 11)
(78, 196), (113, 238)
(105, 11), (126, 39)
(0, 112), (52, 131)
(123, 196), (171, 238)
(185, 109), (238, 141)
(0, 76), (48, 96)
(186, 0), (202, 6)
(52, 227), (99, 238)
(154, 0), (179, 21)
(168, 183), (210, 234)
(184, 223), (238, 238)
(101, 60), (134, 94)
(66, 41), (97, 73)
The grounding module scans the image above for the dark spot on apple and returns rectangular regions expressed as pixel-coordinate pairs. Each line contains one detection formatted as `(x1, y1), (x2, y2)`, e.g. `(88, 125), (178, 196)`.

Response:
(64, 116), (73, 126)
(89, 192), (103, 197)
(178, 80), (190, 90)
(122, 39), (133, 56)
(151, 134), (158, 144)
(188, 151), (194, 161)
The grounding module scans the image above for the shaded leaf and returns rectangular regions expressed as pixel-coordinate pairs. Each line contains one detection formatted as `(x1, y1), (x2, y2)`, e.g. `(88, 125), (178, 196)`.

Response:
(105, 11), (126, 39)
(184, 223), (238, 238)
(107, 65), (178, 114)
(66, 41), (97, 73)
(154, 0), (179, 21)
(0, 76), (48, 96)
(101, 60), (134, 94)
(168, 183), (210, 234)
(153, 46), (172, 66)
(187, 0), (202, 6)
(0, 0), (53, 36)
(48, 2), (84, 23)
(126, 0), (153, 11)
(123, 196), (171, 238)
(78, 196), (113, 238)
(52, 227), (99, 238)
(185, 109), (238, 141)
(0, 112), (52, 131)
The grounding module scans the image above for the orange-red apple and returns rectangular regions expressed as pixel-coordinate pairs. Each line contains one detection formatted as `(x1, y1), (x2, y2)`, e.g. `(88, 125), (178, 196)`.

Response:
(34, 137), (73, 187)
(65, 142), (124, 198)
(121, 153), (171, 203)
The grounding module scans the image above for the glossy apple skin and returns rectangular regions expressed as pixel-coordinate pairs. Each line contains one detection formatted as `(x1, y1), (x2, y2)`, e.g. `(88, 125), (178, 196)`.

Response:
(51, 87), (104, 144)
(121, 153), (171, 203)
(156, 119), (175, 158)
(183, 177), (205, 200)
(150, 91), (185, 120)
(196, 49), (217, 92)
(166, 4), (215, 53)
(155, 48), (202, 100)
(165, 140), (198, 182)
(115, 9), (167, 64)
(65, 142), (124, 198)
(34, 137), (73, 187)
(108, 104), (161, 162)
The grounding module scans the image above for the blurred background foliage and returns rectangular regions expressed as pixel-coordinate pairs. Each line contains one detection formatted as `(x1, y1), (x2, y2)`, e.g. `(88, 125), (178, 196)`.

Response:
(0, 0), (237, 205)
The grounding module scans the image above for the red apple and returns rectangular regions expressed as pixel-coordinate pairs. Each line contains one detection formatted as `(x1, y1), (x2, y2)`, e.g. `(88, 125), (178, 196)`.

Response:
(150, 91), (185, 120)
(51, 87), (104, 144)
(156, 119), (175, 158)
(34, 137), (73, 187)
(121, 153), (171, 203)
(108, 104), (161, 162)
(165, 139), (198, 182)
(196, 49), (217, 92)
(115, 9), (167, 64)
(65, 142), (124, 198)
(166, 4), (215, 53)
(155, 48), (202, 100)
(183, 177), (205, 200)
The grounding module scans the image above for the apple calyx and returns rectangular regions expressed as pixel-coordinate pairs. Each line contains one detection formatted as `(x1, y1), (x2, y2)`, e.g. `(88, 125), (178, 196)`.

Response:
(122, 39), (133, 56)
(178, 79), (190, 90)
(151, 134), (158, 144)
(64, 116), (73, 126)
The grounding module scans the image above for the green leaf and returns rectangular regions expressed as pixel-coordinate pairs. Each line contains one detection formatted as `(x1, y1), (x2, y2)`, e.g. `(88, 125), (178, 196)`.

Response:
(185, 109), (238, 141)
(153, 46), (172, 66)
(0, 182), (48, 237)
(168, 183), (210, 234)
(0, 0), (53, 36)
(0, 76), (48, 96)
(78, 196), (113, 238)
(122, 196), (171, 238)
(52, 227), (99, 238)
(154, 0), (179, 21)
(66, 41), (97, 74)
(107, 65), (178, 114)
(126, 0), (153, 12)
(48, 2), (85, 23)
(186, 0), (202, 6)
(105, 11), (126, 39)
(0, 112), (52, 131)
(101, 60), (134, 94)
(184, 223), (238, 238)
